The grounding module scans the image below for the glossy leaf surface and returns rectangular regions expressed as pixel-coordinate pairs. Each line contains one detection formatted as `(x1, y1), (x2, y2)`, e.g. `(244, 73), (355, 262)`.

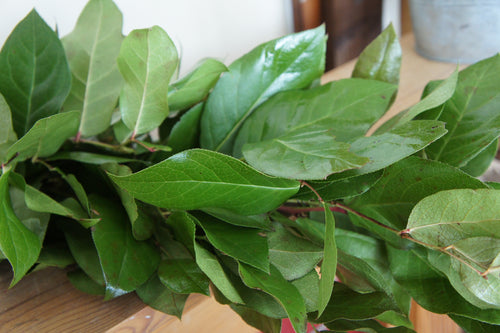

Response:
(158, 258), (210, 295)
(167, 103), (203, 153)
(243, 127), (369, 180)
(118, 26), (178, 135)
(168, 59), (228, 111)
(201, 26), (326, 153)
(62, 0), (123, 136)
(0, 10), (71, 136)
(352, 23), (401, 85)
(234, 79), (396, 157)
(91, 195), (160, 299)
(109, 149), (300, 215)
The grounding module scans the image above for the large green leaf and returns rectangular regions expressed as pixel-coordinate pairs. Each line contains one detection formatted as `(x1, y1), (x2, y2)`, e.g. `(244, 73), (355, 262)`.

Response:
(239, 263), (307, 333)
(118, 26), (178, 136)
(62, 0), (123, 137)
(329, 120), (448, 180)
(267, 223), (323, 280)
(461, 138), (499, 177)
(243, 126), (369, 180)
(407, 189), (500, 247)
(387, 246), (500, 325)
(202, 207), (271, 229)
(234, 79), (397, 157)
(109, 149), (300, 215)
(168, 59), (228, 111)
(157, 258), (210, 295)
(200, 25), (326, 153)
(0, 10), (71, 136)
(90, 195), (160, 299)
(352, 23), (401, 85)
(0, 170), (41, 286)
(67, 269), (105, 295)
(424, 54), (500, 167)
(317, 202), (337, 317)
(230, 304), (282, 333)
(347, 156), (487, 245)
(193, 212), (269, 272)
(0, 95), (17, 162)
(136, 275), (189, 319)
(6, 111), (79, 162)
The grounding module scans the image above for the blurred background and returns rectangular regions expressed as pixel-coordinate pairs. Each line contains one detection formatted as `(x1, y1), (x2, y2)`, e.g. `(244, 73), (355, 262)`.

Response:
(0, 0), (411, 75)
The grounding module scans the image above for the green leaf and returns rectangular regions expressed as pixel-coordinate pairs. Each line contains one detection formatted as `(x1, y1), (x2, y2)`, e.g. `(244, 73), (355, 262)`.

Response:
(348, 156), (487, 245)
(234, 79), (397, 157)
(294, 171), (383, 201)
(167, 103), (203, 153)
(267, 223), (322, 280)
(239, 263), (307, 333)
(103, 163), (154, 240)
(335, 228), (411, 315)
(62, 0), (124, 137)
(407, 189), (500, 247)
(90, 195), (160, 299)
(316, 284), (400, 323)
(48, 151), (141, 165)
(450, 314), (500, 333)
(202, 207), (271, 229)
(352, 23), (401, 85)
(387, 246), (500, 325)
(157, 258), (210, 295)
(0, 10), (71, 136)
(327, 121), (447, 184)
(424, 54), (500, 167)
(325, 319), (414, 333)
(201, 25), (326, 153)
(64, 223), (105, 285)
(317, 202), (337, 317)
(0, 170), (41, 286)
(243, 126), (369, 180)
(109, 149), (300, 215)
(193, 212), (270, 273)
(292, 269), (320, 313)
(0, 94), (16, 145)
(461, 138), (498, 177)
(67, 269), (105, 295)
(194, 242), (244, 304)
(118, 26), (178, 136)
(6, 111), (79, 162)
(136, 275), (189, 319)
(230, 304), (282, 333)
(376, 69), (458, 133)
(427, 249), (500, 309)
(36, 243), (75, 270)
(168, 59), (228, 111)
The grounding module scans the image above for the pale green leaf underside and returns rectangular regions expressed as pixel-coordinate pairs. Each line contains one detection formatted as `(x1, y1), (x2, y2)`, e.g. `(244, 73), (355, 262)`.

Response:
(118, 26), (178, 135)
(62, 0), (124, 136)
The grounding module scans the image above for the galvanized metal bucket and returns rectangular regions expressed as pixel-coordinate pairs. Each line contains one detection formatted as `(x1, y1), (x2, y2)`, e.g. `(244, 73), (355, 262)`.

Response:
(409, 0), (500, 63)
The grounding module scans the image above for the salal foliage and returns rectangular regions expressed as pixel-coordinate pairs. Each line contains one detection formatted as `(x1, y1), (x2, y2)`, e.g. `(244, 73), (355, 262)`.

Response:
(1, 3), (499, 333)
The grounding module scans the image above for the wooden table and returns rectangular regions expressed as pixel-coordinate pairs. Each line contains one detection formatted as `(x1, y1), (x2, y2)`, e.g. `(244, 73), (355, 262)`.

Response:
(0, 33), (463, 333)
